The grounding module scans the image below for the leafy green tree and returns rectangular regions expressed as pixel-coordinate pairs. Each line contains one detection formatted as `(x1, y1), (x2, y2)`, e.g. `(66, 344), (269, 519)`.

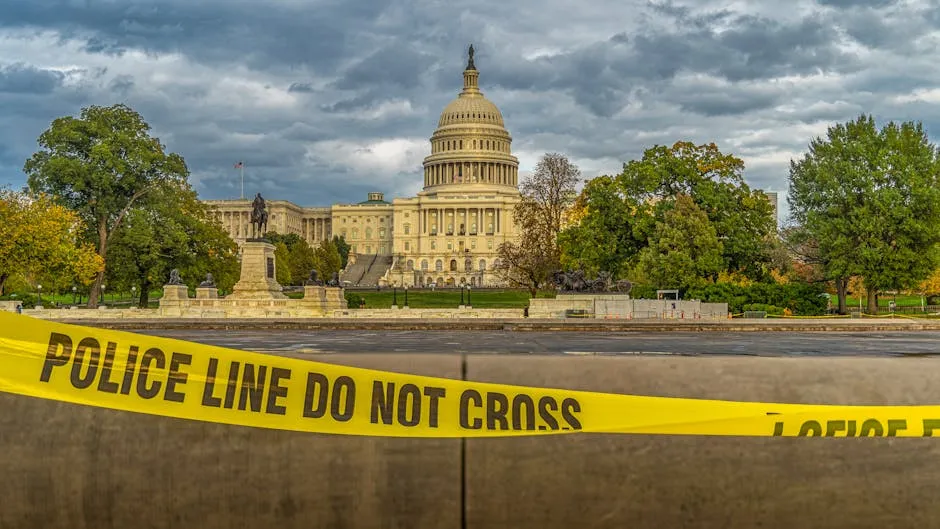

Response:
(497, 153), (580, 294)
(558, 175), (642, 277)
(264, 232), (305, 249)
(314, 238), (343, 282)
(332, 235), (351, 269)
(24, 104), (188, 307)
(637, 195), (724, 290)
(0, 189), (103, 296)
(273, 242), (292, 285)
(560, 142), (775, 282)
(289, 241), (317, 284)
(788, 115), (940, 314)
(621, 142), (776, 278)
(105, 184), (239, 307)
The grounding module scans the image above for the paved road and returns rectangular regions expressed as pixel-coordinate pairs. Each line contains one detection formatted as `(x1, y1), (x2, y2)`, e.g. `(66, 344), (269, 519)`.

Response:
(133, 329), (940, 357)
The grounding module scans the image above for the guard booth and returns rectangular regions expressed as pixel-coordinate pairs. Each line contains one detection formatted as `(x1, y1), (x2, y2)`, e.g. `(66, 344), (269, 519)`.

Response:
(656, 289), (679, 300)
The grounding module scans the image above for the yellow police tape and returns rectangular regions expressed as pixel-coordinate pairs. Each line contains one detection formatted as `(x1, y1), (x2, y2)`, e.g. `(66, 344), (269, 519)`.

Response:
(2, 310), (940, 438)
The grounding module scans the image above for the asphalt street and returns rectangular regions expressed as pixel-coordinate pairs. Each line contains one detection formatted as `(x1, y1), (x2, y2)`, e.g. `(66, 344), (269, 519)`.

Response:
(133, 329), (940, 357)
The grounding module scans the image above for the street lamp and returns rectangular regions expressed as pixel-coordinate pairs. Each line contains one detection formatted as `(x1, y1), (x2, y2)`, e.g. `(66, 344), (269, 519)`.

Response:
(72, 286), (77, 304)
(460, 285), (465, 306)
(404, 286), (409, 307)
(102, 284), (106, 304)
(393, 286), (398, 307)
(467, 285), (471, 307)
(37, 284), (42, 306)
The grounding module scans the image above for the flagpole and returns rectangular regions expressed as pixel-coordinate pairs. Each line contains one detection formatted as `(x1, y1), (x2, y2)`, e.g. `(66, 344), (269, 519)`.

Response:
(241, 163), (245, 200)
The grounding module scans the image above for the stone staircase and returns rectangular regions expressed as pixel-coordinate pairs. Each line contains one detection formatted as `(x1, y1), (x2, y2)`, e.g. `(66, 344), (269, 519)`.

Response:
(341, 255), (392, 286)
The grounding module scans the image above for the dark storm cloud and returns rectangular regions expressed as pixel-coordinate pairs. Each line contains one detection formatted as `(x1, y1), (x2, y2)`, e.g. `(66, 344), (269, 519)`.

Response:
(331, 43), (434, 90)
(816, 0), (897, 8)
(0, 0), (392, 72)
(0, 0), (938, 211)
(0, 63), (64, 94)
(668, 88), (782, 117)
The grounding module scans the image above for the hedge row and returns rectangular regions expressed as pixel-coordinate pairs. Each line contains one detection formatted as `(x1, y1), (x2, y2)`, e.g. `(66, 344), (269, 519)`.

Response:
(683, 282), (829, 316)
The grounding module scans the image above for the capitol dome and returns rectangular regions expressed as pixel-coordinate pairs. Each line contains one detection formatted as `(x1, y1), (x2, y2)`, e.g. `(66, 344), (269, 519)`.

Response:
(422, 45), (519, 192)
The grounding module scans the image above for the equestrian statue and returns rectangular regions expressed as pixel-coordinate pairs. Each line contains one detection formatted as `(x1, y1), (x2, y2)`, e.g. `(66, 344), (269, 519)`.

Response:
(250, 192), (268, 239)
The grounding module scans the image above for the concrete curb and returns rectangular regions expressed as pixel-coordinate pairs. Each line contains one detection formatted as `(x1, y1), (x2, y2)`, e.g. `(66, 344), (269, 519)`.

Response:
(43, 317), (940, 332)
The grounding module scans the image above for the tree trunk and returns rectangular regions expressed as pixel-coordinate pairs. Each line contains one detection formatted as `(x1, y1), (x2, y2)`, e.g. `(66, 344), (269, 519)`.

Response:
(138, 278), (151, 308)
(866, 285), (879, 315)
(0, 273), (7, 297)
(835, 277), (848, 314)
(88, 218), (109, 308)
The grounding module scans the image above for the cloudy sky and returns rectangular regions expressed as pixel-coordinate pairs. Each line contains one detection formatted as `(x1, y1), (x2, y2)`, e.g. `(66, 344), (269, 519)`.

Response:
(1, 0), (939, 221)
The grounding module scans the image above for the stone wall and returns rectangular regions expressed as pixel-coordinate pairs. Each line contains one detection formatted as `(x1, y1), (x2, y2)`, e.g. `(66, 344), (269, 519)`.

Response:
(0, 300), (22, 313)
(331, 307), (524, 319)
(3, 354), (940, 528)
(529, 295), (728, 320)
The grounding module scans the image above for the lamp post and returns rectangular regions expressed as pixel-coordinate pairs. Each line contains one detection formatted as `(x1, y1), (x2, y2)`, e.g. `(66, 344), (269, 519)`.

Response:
(37, 284), (42, 306)
(393, 287), (398, 307)
(131, 286), (137, 306)
(72, 286), (77, 304)
(467, 285), (471, 307)
(404, 286), (409, 307)
(102, 284), (106, 304)
(460, 285), (465, 306)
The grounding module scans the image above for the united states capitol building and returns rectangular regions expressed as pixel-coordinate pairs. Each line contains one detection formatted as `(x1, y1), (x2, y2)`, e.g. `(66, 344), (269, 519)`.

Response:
(205, 49), (521, 288)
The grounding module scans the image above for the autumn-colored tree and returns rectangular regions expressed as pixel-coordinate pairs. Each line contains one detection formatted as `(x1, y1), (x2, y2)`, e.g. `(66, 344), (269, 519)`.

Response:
(0, 189), (102, 296)
(496, 153), (580, 294)
(24, 104), (189, 307)
(560, 142), (776, 283)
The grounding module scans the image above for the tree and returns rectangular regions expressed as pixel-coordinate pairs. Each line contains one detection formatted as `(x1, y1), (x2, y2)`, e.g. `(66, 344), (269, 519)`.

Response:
(496, 153), (580, 294)
(0, 189), (103, 296)
(788, 115), (940, 314)
(620, 142), (776, 278)
(559, 141), (776, 282)
(274, 242), (292, 285)
(558, 175), (642, 277)
(289, 241), (317, 284)
(105, 184), (239, 307)
(313, 238), (343, 282)
(332, 236), (351, 269)
(24, 104), (189, 307)
(637, 195), (724, 290)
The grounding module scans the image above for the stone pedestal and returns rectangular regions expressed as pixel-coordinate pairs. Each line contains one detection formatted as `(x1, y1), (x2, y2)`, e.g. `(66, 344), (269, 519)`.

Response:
(160, 285), (189, 303)
(196, 287), (219, 299)
(302, 285), (349, 311)
(229, 241), (286, 299)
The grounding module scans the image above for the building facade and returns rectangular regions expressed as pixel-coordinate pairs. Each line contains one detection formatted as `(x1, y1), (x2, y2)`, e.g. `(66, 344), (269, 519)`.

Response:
(205, 50), (521, 288)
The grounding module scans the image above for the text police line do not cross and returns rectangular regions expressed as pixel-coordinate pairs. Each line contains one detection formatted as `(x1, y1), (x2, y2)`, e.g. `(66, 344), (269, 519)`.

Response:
(37, 332), (584, 433)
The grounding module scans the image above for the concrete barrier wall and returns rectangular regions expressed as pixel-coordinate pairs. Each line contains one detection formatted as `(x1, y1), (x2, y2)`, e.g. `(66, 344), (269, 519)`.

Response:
(0, 354), (462, 529)
(3, 353), (940, 528)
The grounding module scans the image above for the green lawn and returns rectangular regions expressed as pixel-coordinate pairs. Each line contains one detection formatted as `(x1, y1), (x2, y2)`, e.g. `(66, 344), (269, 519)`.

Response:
(343, 288), (536, 309)
(833, 294), (931, 307)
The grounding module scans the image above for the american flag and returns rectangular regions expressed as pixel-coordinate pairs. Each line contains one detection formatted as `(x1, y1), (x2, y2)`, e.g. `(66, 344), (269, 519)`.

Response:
(234, 161), (243, 168)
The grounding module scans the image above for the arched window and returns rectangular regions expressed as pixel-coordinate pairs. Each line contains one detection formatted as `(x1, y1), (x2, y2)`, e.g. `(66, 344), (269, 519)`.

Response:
(465, 258), (472, 271)
(435, 259), (443, 272)
(365, 228), (372, 239)
(406, 260), (414, 271)
(479, 259), (486, 271)
(421, 260), (429, 271)
(450, 259), (458, 271)
(352, 228), (359, 239)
